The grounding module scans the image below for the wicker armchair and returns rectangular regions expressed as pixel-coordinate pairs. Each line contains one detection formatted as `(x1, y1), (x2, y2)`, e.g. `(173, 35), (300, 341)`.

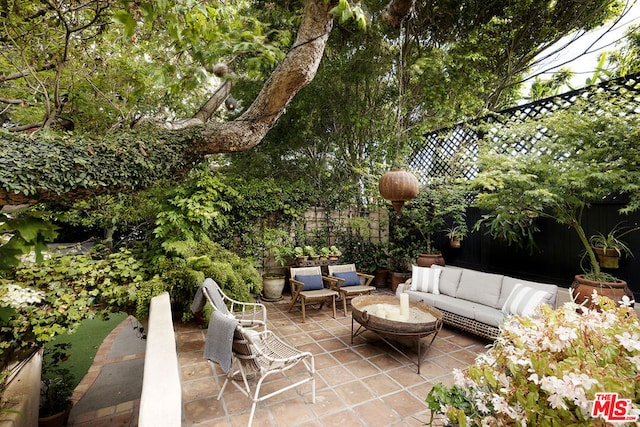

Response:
(288, 266), (339, 322)
(327, 264), (375, 315)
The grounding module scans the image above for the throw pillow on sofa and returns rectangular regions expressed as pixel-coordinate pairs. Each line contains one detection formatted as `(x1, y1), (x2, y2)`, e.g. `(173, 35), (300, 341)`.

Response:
(502, 283), (550, 317)
(410, 265), (442, 294)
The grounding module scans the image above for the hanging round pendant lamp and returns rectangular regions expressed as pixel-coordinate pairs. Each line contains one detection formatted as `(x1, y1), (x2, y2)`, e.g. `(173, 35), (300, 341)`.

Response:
(379, 168), (419, 212)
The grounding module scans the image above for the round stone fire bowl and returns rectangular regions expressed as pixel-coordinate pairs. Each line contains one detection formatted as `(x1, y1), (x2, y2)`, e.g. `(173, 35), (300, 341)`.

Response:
(351, 295), (442, 335)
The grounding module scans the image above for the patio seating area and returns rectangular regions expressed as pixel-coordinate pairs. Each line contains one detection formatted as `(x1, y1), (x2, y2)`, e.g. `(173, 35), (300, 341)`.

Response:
(179, 288), (489, 426)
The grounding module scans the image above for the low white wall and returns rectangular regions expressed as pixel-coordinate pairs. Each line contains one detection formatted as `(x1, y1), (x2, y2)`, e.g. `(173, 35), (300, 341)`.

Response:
(138, 292), (181, 427)
(0, 348), (42, 427)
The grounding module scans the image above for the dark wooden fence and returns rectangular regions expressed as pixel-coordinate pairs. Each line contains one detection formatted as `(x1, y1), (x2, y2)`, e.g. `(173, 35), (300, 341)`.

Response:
(432, 204), (640, 300)
(409, 73), (640, 300)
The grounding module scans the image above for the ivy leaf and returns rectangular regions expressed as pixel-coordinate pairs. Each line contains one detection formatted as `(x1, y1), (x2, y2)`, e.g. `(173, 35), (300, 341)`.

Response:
(113, 10), (137, 38)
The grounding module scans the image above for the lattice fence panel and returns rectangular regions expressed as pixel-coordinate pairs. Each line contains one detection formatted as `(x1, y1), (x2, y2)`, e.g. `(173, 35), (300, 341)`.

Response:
(409, 72), (640, 181)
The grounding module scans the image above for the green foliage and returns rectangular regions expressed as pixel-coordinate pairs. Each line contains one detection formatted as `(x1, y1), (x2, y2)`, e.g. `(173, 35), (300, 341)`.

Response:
(48, 192), (156, 244)
(152, 238), (261, 321)
(0, 210), (59, 270)
(1, 235), (262, 371)
(608, 24), (640, 78)
(0, 127), (193, 201)
(40, 343), (74, 417)
(262, 228), (295, 267)
(392, 178), (468, 255)
(329, 0), (367, 28)
(0, 248), (146, 369)
(526, 69), (575, 101)
(153, 163), (238, 245)
(337, 236), (379, 273)
(0, 1), (290, 132)
(425, 383), (473, 426)
(470, 93), (640, 280)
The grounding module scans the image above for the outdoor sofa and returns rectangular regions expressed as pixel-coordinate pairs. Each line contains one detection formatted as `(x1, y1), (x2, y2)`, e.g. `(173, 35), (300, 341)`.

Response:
(396, 265), (558, 339)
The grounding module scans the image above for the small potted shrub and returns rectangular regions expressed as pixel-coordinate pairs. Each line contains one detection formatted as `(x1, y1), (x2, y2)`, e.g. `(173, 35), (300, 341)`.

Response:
(328, 246), (342, 260)
(304, 245), (319, 260)
(319, 246), (331, 260)
(293, 246), (307, 263)
(261, 228), (293, 301)
(445, 225), (467, 249)
(39, 343), (74, 427)
(588, 222), (639, 269)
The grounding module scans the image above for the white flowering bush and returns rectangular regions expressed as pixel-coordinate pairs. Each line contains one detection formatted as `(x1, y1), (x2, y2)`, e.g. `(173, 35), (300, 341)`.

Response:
(427, 292), (640, 426)
(0, 283), (45, 309)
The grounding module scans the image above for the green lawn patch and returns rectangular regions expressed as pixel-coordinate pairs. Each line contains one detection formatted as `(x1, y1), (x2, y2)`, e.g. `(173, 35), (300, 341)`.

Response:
(43, 312), (128, 389)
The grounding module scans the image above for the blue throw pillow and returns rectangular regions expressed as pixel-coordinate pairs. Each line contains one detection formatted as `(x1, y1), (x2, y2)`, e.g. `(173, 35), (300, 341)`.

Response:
(296, 274), (324, 290)
(334, 271), (360, 287)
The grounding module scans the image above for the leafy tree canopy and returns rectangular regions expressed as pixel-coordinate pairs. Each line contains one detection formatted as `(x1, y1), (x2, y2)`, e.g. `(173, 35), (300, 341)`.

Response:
(0, 0), (626, 208)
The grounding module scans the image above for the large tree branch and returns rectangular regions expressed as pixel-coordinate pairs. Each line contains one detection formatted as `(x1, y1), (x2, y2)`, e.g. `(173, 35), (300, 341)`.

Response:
(0, 0), (336, 206)
(188, 0), (336, 154)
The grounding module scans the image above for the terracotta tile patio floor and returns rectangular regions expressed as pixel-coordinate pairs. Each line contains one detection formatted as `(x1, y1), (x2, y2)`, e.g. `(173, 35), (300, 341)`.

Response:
(177, 290), (490, 426)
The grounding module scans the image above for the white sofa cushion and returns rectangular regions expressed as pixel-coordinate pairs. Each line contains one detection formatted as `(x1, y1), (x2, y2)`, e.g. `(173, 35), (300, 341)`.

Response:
(405, 289), (438, 306)
(499, 276), (558, 308)
(474, 305), (506, 328)
(501, 283), (552, 316)
(455, 269), (504, 308)
(438, 266), (463, 296)
(409, 265), (442, 294)
(430, 294), (477, 318)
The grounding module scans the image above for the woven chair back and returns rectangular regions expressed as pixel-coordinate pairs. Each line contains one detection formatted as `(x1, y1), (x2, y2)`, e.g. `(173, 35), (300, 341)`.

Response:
(327, 264), (357, 275)
(290, 266), (322, 279)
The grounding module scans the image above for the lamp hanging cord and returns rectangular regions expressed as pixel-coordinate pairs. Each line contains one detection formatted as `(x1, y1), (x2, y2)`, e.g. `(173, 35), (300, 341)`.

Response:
(394, 17), (407, 167)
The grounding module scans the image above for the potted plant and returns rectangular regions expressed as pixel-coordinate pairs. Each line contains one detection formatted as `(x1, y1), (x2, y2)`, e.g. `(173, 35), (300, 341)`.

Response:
(261, 228), (293, 301)
(371, 242), (390, 288)
(304, 245), (319, 260)
(328, 246), (342, 260)
(393, 177), (468, 267)
(588, 222), (638, 269)
(470, 94), (638, 307)
(445, 225), (467, 249)
(39, 343), (74, 427)
(388, 244), (413, 292)
(319, 246), (331, 260)
(293, 246), (307, 263)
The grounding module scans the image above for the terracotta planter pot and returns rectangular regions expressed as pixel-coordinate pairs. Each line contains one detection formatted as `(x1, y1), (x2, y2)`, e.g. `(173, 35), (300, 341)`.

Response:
(449, 238), (461, 249)
(38, 406), (71, 427)
(416, 253), (445, 268)
(390, 272), (411, 293)
(372, 269), (390, 288)
(594, 247), (620, 269)
(570, 274), (634, 308)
